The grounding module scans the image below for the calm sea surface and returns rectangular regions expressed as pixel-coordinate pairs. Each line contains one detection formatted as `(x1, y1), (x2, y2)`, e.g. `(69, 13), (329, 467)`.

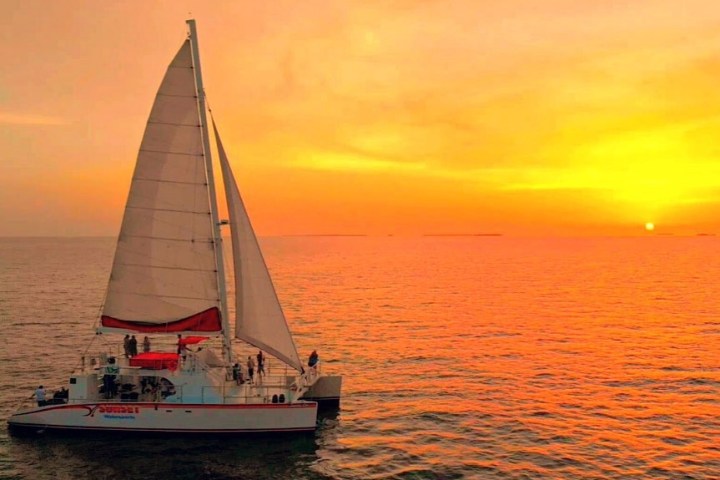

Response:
(0, 236), (718, 479)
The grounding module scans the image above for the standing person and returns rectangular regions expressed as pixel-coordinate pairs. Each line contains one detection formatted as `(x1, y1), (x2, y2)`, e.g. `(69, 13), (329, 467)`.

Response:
(33, 385), (47, 407)
(308, 350), (319, 368)
(247, 356), (255, 384)
(256, 350), (265, 378)
(104, 358), (119, 399)
(143, 336), (151, 353)
(129, 335), (138, 357)
(123, 334), (130, 358)
(232, 363), (240, 385)
(177, 334), (183, 354)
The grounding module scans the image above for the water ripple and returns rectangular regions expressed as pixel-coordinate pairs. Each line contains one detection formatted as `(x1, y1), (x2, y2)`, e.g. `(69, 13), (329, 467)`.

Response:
(1, 237), (720, 479)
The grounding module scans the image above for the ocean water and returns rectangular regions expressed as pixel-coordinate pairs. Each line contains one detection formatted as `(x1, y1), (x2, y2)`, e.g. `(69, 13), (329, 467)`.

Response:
(0, 236), (719, 479)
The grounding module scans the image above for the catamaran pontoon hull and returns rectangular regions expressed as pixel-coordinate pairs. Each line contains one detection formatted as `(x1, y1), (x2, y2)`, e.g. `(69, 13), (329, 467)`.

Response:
(8, 401), (318, 434)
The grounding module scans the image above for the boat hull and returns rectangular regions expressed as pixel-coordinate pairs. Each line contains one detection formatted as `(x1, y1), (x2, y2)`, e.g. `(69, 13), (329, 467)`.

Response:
(7, 401), (318, 434)
(300, 375), (343, 409)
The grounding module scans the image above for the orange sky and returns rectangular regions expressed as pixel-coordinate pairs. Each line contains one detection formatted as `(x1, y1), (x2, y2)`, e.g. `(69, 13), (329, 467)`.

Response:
(2, 0), (720, 236)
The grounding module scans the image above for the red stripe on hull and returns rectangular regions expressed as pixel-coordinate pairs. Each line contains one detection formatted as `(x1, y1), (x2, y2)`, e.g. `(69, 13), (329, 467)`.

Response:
(101, 307), (222, 332)
(11, 401), (317, 418)
(9, 424), (316, 434)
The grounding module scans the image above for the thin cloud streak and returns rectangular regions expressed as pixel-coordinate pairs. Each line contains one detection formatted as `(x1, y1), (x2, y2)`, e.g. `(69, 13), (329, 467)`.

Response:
(0, 112), (68, 126)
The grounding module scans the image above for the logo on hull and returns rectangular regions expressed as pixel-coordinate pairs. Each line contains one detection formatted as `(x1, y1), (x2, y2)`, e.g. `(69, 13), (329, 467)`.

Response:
(81, 404), (141, 418)
(98, 405), (140, 414)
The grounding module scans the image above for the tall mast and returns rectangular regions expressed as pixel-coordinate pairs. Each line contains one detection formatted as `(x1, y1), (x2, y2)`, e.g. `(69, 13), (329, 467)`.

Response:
(186, 19), (232, 363)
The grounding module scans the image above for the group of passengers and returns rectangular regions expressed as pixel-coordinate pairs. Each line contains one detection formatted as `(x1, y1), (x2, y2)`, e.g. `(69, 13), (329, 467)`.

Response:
(231, 349), (320, 386)
(31, 386), (68, 407)
(232, 350), (267, 385)
(124, 335), (151, 358)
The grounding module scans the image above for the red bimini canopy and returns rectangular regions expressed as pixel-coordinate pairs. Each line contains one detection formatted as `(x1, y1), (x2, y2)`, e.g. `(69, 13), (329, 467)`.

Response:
(129, 352), (179, 371)
(179, 336), (210, 346)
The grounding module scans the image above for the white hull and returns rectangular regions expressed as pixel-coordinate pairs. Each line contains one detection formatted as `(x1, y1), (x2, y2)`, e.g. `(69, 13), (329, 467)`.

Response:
(8, 401), (318, 433)
(300, 375), (342, 407)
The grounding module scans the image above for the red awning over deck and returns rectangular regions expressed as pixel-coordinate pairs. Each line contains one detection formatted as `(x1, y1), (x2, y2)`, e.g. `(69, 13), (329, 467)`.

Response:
(179, 336), (210, 346)
(129, 352), (179, 371)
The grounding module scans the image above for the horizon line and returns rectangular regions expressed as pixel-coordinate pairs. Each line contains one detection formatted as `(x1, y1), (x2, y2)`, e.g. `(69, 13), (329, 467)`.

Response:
(0, 233), (717, 239)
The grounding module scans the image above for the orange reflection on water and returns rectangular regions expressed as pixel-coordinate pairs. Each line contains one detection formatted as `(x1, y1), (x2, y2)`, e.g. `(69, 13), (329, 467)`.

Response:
(269, 236), (720, 477)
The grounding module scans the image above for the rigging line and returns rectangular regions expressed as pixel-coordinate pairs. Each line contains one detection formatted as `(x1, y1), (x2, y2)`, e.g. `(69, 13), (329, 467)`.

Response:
(107, 290), (217, 301)
(147, 120), (201, 127)
(139, 148), (202, 157)
(133, 177), (206, 186)
(126, 205), (211, 215)
(116, 262), (217, 273)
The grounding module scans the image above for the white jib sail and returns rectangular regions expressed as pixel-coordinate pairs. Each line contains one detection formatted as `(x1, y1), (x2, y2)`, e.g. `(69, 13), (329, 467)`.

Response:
(213, 121), (303, 371)
(100, 40), (221, 331)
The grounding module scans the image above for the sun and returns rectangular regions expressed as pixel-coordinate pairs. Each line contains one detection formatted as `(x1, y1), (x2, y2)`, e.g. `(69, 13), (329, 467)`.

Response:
(645, 222), (655, 232)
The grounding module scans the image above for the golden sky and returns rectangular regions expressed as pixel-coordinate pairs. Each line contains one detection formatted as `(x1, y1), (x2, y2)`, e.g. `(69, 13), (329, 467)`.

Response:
(2, 0), (720, 236)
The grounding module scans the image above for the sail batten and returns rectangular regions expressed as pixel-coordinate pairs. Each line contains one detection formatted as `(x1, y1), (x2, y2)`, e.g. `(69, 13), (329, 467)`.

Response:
(147, 121), (201, 127)
(115, 263), (217, 273)
(156, 93), (197, 98)
(119, 234), (213, 243)
(100, 39), (221, 333)
(138, 149), (203, 157)
(213, 121), (303, 372)
(134, 179), (206, 186)
(125, 206), (211, 214)
(109, 292), (218, 301)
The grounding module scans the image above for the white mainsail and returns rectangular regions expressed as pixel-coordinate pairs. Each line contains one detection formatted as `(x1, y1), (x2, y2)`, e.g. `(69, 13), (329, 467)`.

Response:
(100, 40), (222, 333)
(213, 122), (303, 371)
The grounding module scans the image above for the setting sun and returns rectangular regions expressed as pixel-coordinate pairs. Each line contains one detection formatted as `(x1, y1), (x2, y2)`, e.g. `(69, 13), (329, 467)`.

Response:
(2, 2), (720, 237)
(645, 222), (655, 232)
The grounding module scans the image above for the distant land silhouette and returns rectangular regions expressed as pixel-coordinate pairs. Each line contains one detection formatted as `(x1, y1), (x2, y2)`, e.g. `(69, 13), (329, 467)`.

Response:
(423, 233), (503, 237)
(281, 234), (368, 237)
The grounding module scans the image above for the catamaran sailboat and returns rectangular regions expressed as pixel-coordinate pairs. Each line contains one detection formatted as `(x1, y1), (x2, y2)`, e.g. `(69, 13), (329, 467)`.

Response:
(8, 20), (341, 434)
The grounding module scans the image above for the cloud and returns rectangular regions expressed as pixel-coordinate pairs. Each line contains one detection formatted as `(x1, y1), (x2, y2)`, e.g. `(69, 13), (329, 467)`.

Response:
(291, 150), (427, 173)
(0, 112), (68, 126)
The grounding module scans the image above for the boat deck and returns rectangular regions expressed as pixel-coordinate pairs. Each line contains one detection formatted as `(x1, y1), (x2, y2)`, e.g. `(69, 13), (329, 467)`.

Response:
(14, 352), (319, 412)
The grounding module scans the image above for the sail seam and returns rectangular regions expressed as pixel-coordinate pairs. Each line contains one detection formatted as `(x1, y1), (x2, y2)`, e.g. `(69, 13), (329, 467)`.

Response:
(147, 121), (201, 127)
(139, 148), (202, 157)
(120, 234), (212, 243)
(108, 291), (217, 301)
(157, 93), (196, 98)
(126, 205), (211, 215)
(116, 263), (217, 273)
(134, 178), (206, 186)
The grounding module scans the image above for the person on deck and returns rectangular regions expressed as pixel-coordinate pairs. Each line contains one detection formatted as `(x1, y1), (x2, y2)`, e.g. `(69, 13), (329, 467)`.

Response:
(129, 335), (138, 357)
(232, 363), (243, 385)
(103, 357), (119, 398)
(256, 350), (265, 378)
(53, 387), (68, 404)
(33, 386), (46, 407)
(247, 356), (255, 383)
(308, 350), (319, 368)
(143, 336), (151, 353)
(123, 334), (130, 358)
